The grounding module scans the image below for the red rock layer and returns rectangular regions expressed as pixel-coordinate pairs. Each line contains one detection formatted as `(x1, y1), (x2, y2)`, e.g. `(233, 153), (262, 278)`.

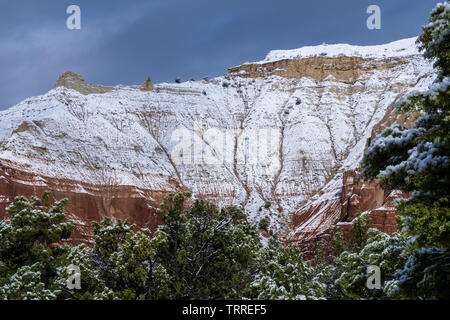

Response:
(290, 169), (410, 257)
(0, 162), (168, 245)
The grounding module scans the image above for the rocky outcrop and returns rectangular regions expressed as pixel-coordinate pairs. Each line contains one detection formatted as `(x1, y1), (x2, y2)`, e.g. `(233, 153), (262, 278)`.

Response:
(339, 169), (410, 235)
(340, 170), (386, 222)
(141, 76), (154, 91)
(289, 168), (410, 256)
(54, 71), (114, 95)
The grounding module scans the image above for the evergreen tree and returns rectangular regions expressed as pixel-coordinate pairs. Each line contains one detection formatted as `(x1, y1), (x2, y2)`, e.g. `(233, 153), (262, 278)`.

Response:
(0, 192), (73, 299)
(91, 217), (170, 299)
(360, 1), (450, 299)
(155, 192), (262, 299)
(247, 237), (324, 300)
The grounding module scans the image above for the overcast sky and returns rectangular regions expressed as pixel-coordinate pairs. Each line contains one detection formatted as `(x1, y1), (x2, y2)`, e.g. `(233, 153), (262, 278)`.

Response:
(0, 0), (441, 110)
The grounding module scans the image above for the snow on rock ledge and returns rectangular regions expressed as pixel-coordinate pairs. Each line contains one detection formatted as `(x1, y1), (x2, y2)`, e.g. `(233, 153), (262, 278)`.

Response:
(259, 37), (420, 64)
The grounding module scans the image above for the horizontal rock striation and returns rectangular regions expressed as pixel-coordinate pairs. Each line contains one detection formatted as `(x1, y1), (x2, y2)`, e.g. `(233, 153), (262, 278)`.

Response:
(228, 56), (412, 82)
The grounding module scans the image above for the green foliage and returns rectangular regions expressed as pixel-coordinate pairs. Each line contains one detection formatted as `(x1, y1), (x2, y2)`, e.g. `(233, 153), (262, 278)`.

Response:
(349, 213), (372, 251)
(357, 1), (450, 299)
(0, 192), (74, 299)
(311, 222), (348, 269)
(247, 238), (324, 300)
(333, 229), (407, 300)
(258, 217), (270, 232)
(360, 2), (450, 251)
(417, 2), (450, 80)
(55, 243), (109, 300)
(0, 192), (73, 267)
(311, 214), (408, 300)
(91, 217), (170, 300)
(156, 192), (262, 299)
(396, 196), (450, 249)
(324, 4), (450, 295)
(390, 247), (450, 299)
(0, 192), (272, 300)
(0, 263), (60, 300)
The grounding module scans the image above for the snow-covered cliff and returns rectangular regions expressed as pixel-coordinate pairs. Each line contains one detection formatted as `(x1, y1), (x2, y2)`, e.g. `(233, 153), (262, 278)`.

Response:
(0, 37), (435, 238)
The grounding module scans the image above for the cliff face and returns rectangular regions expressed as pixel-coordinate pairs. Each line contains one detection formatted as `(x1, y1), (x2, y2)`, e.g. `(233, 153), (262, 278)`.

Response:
(289, 168), (410, 257)
(339, 170), (410, 234)
(228, 56), (408, 83)
(0, 38), (435, 244)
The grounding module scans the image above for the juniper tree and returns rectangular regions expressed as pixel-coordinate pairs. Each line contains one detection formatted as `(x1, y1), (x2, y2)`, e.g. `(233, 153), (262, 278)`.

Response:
(246, 237), (324, 300)
(0, 192), (74, 299)
(155, 192), (262, 299)
(91, 217), (170, 300)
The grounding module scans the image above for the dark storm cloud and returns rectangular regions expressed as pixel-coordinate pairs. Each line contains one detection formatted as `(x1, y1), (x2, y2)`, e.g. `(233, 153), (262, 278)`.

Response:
(0, 0), (441, 110)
